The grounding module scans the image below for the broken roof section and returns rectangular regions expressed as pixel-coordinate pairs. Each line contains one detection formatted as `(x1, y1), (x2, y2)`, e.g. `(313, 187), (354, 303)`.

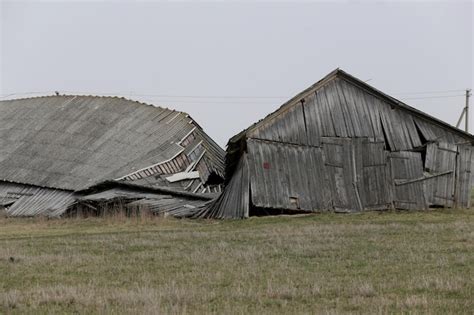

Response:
(0, 95), (224, 191)
(0, 95), (225, 216)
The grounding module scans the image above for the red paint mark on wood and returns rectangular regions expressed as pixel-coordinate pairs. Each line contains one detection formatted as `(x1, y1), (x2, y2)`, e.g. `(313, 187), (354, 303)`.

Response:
(263, 162), (270, 169)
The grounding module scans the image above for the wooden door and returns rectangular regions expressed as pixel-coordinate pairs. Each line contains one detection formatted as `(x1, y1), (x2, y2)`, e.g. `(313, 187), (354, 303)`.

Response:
(359, 140), (392, 210)
(322, 137), (362, 212)
(247, 138), (330, 212)
(424, 142), (457, 207)
(389, 151), (426, 210)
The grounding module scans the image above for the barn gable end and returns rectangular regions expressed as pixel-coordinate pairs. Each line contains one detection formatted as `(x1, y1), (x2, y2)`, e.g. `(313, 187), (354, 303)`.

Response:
(246, 75), (468, 152)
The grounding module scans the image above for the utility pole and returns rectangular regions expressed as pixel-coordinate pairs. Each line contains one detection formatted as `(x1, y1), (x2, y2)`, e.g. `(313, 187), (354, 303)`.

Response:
(465, 89), (471, 133)
(456, 89), (472, 132)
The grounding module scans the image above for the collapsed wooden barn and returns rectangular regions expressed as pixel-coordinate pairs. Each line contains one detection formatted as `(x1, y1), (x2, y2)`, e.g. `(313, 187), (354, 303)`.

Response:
(196, 69), (474, 219)
(0, 95), (225, 217)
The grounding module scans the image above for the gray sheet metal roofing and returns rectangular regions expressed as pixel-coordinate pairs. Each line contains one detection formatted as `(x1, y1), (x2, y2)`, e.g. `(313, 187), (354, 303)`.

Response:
(0, 95), (225, 191)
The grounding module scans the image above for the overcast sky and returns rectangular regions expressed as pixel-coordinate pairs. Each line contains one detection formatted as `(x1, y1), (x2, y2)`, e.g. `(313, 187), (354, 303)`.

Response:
(1, 1), (473, 146)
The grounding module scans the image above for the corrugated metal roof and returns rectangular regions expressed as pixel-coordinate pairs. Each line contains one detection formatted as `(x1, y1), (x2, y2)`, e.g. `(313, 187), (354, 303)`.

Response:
(0, 95), (225, 191)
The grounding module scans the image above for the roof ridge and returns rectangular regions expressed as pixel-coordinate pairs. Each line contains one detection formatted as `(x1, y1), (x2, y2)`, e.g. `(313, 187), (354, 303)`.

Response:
(0, 94), (188, 116)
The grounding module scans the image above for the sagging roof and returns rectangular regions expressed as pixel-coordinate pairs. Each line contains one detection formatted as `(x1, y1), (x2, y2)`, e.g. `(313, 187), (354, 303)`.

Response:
(0, 95), (225, 191)
(229, 69), (474, 145)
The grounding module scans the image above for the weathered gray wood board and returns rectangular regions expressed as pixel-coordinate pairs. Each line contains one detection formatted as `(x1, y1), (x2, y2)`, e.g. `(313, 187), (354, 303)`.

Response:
(194, 154), (249, 219)
(359, 140), (392, 210)
(75, 186), (210, 218)
(455, 145), (473, 208)
(0, 181), (75, 217)
(247, 139), (330, 212)
(322, 137), (392, 211)
(249, 104), (308, 145)
(248, 77), (427, 152)
(390, 151), (426, 210)
(245, 137), (394, 213)
(322, 137), (360, 212)
(424, 142), (457, 207)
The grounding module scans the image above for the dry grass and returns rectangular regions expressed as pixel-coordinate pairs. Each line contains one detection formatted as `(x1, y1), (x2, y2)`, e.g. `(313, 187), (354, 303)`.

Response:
(0, 209), (473, 314)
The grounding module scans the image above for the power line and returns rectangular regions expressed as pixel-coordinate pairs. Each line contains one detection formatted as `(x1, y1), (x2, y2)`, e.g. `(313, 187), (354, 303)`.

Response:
(140, 98), (279, 105)
(112, 93), (468, 104)
(392, 89), (465, 96)
(399, 94), (465, 101)
(0, 91), (289, 101)
(125, 94), (288, 99)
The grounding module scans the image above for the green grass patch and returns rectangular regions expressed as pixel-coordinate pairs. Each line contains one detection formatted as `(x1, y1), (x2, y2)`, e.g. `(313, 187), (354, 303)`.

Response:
(0, 209), (473, 314)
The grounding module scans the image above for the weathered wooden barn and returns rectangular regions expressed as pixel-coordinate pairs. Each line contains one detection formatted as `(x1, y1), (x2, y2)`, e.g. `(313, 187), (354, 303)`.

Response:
(0, 95), (225, 217)
(196, 69), (474, 218)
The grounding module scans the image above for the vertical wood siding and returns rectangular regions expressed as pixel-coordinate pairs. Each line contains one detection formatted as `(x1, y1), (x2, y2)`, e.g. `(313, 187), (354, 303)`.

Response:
(200, 74), (473, 218)
(455, 145), (473, 208)
(390, 151), (426, 210)
(424, 142), (457, 207)
(193, 154), (250, 219)
(247, 139), (330, 212)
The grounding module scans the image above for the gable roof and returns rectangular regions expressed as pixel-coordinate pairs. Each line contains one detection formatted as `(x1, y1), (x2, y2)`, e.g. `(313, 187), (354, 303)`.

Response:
(0, 95), (224, 191)
(229, 69), (473, 145)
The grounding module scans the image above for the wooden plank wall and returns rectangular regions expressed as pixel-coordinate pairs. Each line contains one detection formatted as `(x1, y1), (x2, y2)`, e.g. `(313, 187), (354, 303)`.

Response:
(250, 77), (469, 149)
(455, 145), (473, 208)
(321, 137), (360, 212)
(390, 151), (426, 210)
(424, 142), (457, 207)
(359, 140), (392, 210)
(249, 104), (308, 145)
(246, 137), (393, 213)
(247, 139), (330, 212)
(245, 77), (472, 213)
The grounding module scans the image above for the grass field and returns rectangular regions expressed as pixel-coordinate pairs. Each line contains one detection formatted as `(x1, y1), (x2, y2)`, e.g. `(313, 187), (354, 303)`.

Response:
(0, 210), (473, 314)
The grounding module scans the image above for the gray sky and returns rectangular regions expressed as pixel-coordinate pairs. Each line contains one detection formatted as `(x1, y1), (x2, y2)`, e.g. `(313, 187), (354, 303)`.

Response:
(1, 1), (472, 147)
